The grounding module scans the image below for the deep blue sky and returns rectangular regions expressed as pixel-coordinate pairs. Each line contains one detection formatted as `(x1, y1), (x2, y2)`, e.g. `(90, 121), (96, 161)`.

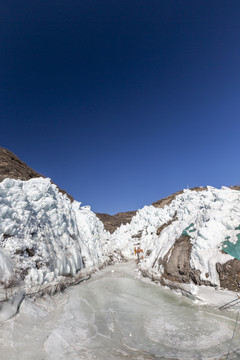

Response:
(1, 1), (240, 214)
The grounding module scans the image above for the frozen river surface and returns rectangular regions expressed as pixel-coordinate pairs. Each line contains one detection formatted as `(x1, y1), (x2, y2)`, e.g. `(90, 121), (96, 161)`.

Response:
(0, 262), (240, 360)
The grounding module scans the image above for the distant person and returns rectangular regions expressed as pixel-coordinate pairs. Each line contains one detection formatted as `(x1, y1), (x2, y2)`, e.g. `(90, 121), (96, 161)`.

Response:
(134, 246), (143, 263)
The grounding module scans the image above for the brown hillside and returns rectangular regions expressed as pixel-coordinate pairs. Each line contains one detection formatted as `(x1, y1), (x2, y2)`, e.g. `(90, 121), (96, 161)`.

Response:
(96, 211), (137, 234)
(0, 148), (73, 201)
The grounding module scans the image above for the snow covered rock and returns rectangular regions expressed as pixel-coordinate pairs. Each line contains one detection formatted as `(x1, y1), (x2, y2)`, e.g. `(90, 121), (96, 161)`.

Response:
(109, 186), (240, 291)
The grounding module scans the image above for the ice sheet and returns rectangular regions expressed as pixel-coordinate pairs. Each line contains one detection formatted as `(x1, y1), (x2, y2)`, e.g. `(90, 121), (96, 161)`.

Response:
(0, 263), (239, 360)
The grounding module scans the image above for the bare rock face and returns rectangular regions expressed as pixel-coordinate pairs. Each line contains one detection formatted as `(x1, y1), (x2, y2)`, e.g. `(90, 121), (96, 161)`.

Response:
(0, 148), (73, 201)
(161, 235), (193, 283)
(156, 234), (213, 287)
(159, 234), (240, 291)
(216, 259), (240, 291)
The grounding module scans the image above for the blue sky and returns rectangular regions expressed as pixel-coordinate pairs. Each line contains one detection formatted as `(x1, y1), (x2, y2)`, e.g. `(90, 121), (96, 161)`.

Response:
(1, 1), (240, 214)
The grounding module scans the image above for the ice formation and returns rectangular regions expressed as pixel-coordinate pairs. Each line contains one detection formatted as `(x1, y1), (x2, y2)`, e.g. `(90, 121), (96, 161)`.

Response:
(0, 177), (239, 299)
(111, 186), (240, 287)
(0, 178), (108, 293)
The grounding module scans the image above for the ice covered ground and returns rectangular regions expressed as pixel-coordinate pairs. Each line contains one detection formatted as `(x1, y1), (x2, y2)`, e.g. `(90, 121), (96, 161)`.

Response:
(1, 178), (240, 359)
(0, 263), (239, 360)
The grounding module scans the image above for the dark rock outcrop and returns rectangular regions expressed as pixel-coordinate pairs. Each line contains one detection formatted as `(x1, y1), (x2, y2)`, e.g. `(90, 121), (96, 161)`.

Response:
(161, 235), (193, 283)
(216, 259), (240, 291)
(151, 234), (214, 287)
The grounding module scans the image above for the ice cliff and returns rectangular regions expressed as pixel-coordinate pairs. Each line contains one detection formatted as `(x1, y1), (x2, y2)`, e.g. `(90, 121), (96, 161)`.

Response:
(0, 178), (108, 293)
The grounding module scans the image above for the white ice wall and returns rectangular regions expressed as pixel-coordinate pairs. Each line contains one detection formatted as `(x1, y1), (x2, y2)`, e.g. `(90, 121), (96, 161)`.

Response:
(110, 187), (240, 286)
(0, 178), (108, 289)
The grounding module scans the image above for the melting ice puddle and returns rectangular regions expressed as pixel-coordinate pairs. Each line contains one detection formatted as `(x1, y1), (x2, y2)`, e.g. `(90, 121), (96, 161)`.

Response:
(0, 262), (240, 360)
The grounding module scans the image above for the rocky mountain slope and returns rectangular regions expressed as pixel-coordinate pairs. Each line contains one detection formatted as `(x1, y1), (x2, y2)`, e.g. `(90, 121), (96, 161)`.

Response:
(0, 148), (73, 201)
(0, 148), (43, 182)
(96, 211), (137, 233)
